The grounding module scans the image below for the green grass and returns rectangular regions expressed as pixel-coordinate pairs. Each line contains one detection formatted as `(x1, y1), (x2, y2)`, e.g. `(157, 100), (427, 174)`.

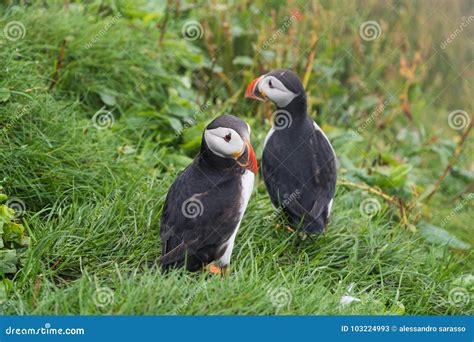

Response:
(3, 186), (471, 315)
(0, 1), (472, 315)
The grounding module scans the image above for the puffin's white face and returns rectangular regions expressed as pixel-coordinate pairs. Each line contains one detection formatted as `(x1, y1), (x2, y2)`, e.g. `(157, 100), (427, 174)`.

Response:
(258, 75), (298, 107)
(204, 127), (245, 159)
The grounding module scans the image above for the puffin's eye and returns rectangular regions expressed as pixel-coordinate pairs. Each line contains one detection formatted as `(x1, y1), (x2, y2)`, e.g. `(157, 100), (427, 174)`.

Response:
(224, 133), (232, 142)
(268, 79), (274, 88)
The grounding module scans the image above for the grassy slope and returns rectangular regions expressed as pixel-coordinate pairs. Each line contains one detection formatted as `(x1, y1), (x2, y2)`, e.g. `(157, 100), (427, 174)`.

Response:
(1, 2), (472, 315)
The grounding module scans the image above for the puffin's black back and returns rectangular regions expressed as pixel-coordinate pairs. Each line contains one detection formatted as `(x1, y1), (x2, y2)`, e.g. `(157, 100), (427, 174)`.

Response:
(262, 116), (337, 233)
(261, 69), (337, 233)
(160, 114), (250, 271)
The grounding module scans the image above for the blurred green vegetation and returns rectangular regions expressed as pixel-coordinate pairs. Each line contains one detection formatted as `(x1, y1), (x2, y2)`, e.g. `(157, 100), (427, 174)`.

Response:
(0, 0), (472, 314)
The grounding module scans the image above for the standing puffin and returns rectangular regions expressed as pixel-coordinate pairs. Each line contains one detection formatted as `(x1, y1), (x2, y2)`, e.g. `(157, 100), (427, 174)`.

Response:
(245, 69), (337, 234)
(160, 114), (258, 272)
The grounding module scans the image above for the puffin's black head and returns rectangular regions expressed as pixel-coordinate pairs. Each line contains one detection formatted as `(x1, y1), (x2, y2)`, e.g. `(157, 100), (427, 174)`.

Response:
(201, 114), (258, 174)
(245, 69), (305, 108)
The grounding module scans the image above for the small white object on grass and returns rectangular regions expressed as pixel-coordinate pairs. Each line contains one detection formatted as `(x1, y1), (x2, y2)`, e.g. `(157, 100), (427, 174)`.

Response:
(340, 295), (361, 306)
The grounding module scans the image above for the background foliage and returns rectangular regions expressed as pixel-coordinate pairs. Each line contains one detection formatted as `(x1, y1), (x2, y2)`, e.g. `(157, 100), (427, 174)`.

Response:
(0, 0), (472, 315)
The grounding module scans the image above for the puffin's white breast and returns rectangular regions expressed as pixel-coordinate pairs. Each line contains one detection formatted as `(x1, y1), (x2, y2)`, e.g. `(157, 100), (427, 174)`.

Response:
(313, 121), (337, 166)
(218, 170), (254, 266)
(313, 122), (337, 218)
(263, 127), (275, 148)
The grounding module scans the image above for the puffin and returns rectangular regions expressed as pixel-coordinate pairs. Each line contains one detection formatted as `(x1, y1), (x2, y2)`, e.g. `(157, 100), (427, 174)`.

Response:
(160, 114), (258, 272)
(245, 69), (337, 234)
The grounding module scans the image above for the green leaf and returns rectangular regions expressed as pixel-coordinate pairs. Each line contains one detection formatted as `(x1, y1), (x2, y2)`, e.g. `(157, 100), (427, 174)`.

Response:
(3, 221), (25, 244)
(165, 102), (197, 118)
(418, 221), (471, 250)
(0, 204), (14, 221)
(0, 88), (10, 103)
(232, 56), (253, 66)
(389, 164), (412, 185)
(363, 164), (413, 189)
(360, 95), (379, 111)
(164, 153), (193, 168)
(99, 90), (117, 106)
(0, 249), (17, 275)
(260, 50), (276, 61)
(0, 280), (7, 303)
(452, 168), (474, 183)
(166, 117), (183, 133)
(180, 135), (202, 154)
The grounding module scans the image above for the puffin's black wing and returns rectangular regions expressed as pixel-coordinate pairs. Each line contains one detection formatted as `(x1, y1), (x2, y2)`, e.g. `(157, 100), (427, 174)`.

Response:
(263, 118), (337, 233)
(160, 161), (241, 271)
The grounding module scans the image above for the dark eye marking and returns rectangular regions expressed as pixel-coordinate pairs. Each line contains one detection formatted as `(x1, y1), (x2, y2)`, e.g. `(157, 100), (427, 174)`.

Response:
(224, 133), (232, 142)
(268, 79), (274, 88)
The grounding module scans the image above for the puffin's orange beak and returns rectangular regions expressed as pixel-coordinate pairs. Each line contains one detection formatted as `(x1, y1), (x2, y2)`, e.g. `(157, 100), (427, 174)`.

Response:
(238, 140), (258, 174)
(245, 76), (265, 101)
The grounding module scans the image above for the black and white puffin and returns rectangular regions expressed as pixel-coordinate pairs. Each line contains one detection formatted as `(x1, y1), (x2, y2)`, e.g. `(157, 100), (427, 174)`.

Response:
(245, 69), (337, 234)
(160, 114), (257, 272)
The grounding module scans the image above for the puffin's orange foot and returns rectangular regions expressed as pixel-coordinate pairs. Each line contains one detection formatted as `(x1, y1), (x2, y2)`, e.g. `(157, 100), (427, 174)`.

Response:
(209, 264), (223, 275)
(208, 264), (230, 277)
(286, 225), (295, 233)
